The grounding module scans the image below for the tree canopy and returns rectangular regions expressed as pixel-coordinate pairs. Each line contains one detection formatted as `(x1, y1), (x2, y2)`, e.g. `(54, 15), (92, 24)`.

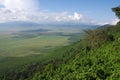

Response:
(112, 6), (120, 19)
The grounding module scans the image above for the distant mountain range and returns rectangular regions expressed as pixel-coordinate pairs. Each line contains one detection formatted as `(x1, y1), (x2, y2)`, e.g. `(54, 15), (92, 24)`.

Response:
(0, 21), (102, 31)
(0, 21), (41, 27)
(97, 24), (111, 29)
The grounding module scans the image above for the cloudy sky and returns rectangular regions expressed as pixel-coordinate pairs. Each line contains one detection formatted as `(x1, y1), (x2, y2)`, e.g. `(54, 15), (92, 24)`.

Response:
(0, 0), (120, 25)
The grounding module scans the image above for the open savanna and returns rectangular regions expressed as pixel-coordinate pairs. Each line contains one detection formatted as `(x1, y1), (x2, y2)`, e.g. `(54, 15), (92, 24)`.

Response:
(0, 35), (70, 57)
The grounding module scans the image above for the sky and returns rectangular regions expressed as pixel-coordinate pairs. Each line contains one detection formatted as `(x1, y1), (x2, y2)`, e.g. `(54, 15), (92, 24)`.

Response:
(0, 0), (120, 25)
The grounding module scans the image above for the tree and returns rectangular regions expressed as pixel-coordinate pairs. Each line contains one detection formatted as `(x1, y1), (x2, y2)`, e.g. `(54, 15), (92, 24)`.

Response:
(112, 6), (120, 19)
(84, 29), (110, 49)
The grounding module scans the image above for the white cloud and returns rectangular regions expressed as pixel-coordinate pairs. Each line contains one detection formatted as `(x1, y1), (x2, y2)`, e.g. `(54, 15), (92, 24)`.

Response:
(0, 0), (40, 22)
(0, 0), (39, 11)
(0, 0), (86, 23)
(0, 7), (85, 23)
(0, 0), (117, 25)
(72, 12), (83, 20)
(89, 18), (120, 25)
(110, 19), (120, 25)
(54, 12), (84, 22)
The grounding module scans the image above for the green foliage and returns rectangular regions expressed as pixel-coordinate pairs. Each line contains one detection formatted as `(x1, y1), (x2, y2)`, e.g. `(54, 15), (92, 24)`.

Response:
(112, 6), (120, 19)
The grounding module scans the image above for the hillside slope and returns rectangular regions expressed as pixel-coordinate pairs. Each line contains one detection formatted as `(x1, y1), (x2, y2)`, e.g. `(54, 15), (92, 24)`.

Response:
(30, 23), (120, 80)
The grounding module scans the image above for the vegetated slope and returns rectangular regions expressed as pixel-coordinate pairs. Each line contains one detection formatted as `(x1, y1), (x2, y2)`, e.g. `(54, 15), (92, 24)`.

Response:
(30, 23), (120, 80)
(2, 22), (119, 80)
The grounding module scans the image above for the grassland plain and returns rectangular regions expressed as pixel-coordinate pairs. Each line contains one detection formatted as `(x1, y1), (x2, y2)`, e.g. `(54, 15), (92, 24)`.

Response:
(0, 35), (70, 57)
(0, 31), (83, 77)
